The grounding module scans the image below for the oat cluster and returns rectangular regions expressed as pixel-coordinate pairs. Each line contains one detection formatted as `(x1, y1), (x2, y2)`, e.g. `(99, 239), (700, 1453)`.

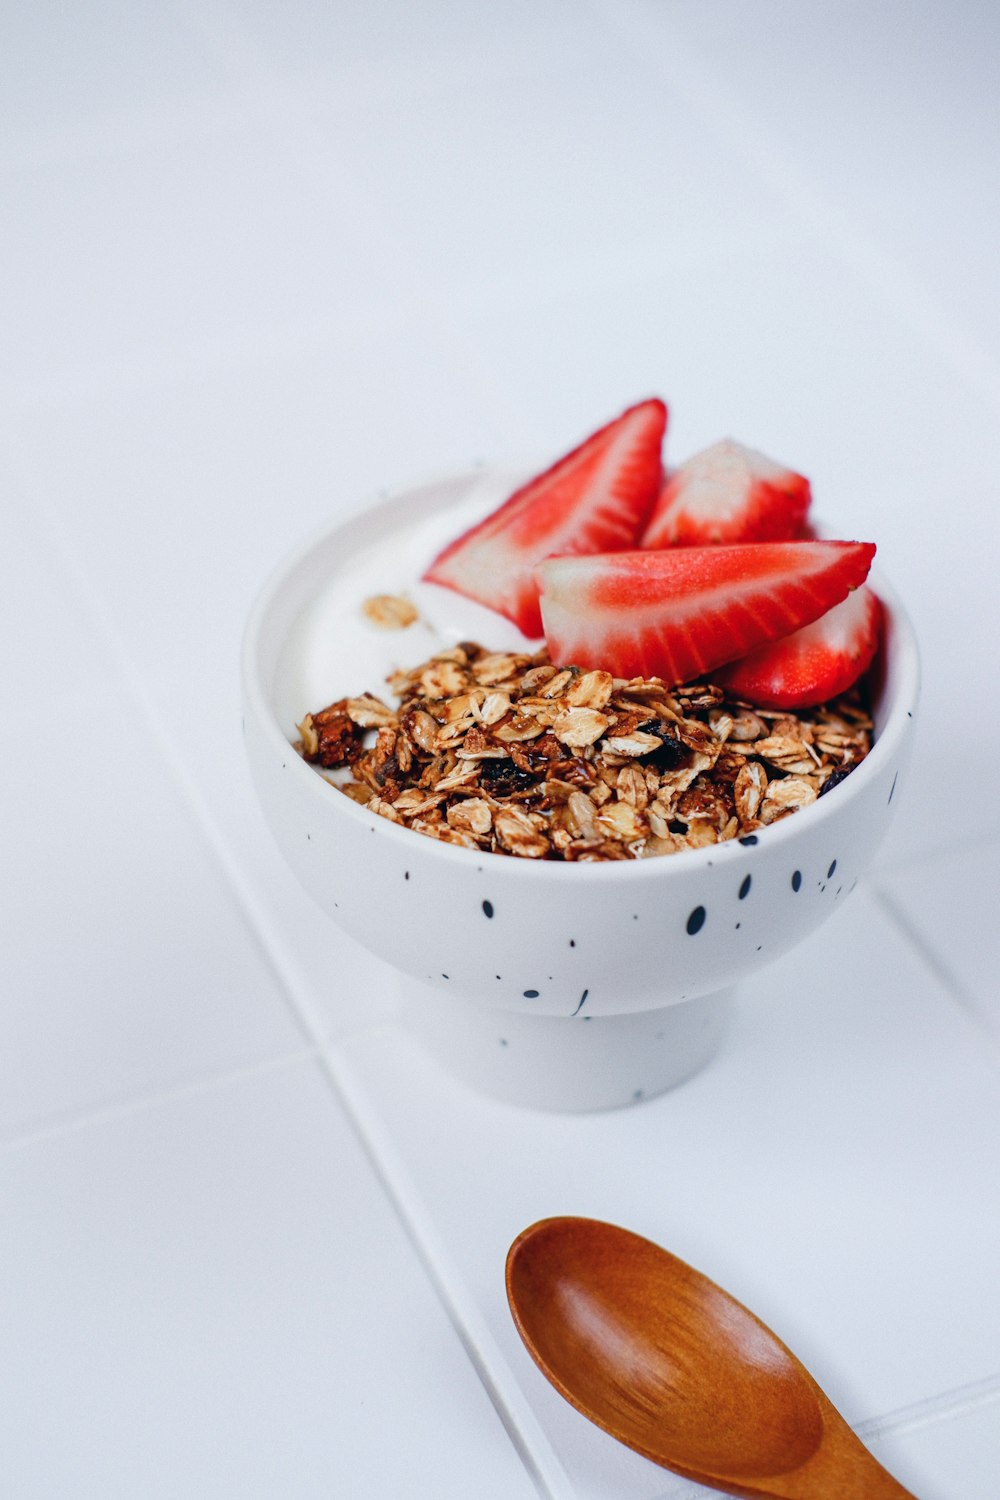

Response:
(296, 642), (873, 861)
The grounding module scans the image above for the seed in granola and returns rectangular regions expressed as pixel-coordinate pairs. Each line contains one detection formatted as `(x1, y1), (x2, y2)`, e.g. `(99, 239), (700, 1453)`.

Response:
(362, 593), (418, 630)
(402, 707), (440, 753)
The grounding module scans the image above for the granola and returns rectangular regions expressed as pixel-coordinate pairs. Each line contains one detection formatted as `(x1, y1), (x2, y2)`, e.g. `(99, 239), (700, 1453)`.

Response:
(361, 593), (418, 630)
(296, 643), (873, 860)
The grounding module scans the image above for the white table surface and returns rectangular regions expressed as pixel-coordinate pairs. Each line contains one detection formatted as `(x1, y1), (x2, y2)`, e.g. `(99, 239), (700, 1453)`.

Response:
(2, 3), (999, 1496)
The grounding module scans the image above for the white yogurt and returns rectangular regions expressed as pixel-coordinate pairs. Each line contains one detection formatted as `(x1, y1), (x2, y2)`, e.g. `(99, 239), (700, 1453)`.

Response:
(276, 467), (538, 731)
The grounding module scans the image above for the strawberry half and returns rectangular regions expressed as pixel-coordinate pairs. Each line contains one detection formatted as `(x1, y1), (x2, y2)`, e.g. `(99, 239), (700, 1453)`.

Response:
(423, 398), (667, 636)
(641, 438), (811, 547)
(537, 540), (875, 686)
(715, 584), (882, 709)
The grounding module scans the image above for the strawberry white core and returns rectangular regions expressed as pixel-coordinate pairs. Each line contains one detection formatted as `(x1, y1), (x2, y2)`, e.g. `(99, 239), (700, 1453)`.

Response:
(676, 439), (790, 520)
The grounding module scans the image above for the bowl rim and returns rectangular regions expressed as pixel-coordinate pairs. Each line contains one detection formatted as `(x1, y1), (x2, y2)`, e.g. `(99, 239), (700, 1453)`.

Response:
(242, 465), (920, 885)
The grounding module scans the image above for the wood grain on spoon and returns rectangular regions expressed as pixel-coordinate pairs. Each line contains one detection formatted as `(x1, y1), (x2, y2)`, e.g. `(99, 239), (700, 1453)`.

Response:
(506, 1217), (918, 1500)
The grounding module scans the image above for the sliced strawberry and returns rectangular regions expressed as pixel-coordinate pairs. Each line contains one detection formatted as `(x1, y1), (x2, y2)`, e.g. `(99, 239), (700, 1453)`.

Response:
(715, 585), (882, 709)
(423, 398), (667, 636)
(641, 438), (811, 547)
(537, 540), (875, 686)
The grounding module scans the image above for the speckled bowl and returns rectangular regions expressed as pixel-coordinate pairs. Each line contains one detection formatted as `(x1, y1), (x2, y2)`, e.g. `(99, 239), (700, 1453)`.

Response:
(242, 469), (919, 1112)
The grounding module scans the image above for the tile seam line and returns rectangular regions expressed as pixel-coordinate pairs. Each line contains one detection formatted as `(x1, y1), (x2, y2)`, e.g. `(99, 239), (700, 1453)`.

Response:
(1, 300), (423, 420)
(875, 822), (1000, 880)
(8, 447), (332, 1049)
(582, 0), (1000, 418)
(646, 1379), (1000, 1500)
(13, 454), (572, 1500)
(869, 881), (1000, 1054)
(2, 20), (521, 427)
(315, 1040), (576, 1500)
(855, 1368), (1000, 1441)
(0, 1044), (318, 1156)
(161, 0), (541, 422)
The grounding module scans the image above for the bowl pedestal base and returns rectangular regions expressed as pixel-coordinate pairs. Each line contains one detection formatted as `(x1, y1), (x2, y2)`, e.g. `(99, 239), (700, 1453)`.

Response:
(400, 982), (735, 1113)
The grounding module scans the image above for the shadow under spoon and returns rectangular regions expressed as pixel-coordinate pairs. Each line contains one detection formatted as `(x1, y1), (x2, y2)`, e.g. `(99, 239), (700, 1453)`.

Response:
(506, 1216), (918, 1500)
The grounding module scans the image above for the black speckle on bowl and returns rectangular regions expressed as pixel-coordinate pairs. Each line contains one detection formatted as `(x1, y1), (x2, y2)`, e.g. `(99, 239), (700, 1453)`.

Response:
(686, 906), (706, 936)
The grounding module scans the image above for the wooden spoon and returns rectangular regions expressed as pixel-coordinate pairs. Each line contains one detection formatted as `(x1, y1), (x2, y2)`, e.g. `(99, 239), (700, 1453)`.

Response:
(506, 1217), (918, 1499)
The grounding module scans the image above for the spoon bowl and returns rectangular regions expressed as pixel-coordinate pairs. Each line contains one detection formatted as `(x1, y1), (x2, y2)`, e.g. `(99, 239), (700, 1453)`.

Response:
(506, 1217), (918, 1499)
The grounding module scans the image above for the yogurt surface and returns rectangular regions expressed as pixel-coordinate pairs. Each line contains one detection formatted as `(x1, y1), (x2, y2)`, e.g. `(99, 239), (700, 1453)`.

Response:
(275, 467), (537, 733)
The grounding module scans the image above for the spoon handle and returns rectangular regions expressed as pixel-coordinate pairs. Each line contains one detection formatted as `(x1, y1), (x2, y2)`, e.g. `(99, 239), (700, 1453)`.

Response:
(757, 1405), (921, 1500)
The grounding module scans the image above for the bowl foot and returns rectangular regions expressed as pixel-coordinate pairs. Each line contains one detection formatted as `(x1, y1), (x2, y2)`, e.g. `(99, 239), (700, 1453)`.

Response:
(400, 984), (735, 1112)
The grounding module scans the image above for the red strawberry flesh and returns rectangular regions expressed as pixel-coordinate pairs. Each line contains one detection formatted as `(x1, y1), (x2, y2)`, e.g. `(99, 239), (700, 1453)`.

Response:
(423, 398), (667, 636)
(715, 584), (882, 708)
(537, 540), (875, 686)
(642, 438), (811, 547)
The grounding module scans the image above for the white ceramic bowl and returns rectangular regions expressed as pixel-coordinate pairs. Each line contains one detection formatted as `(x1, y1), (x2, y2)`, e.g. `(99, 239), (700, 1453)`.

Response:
(242, 468), (919, 1112)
